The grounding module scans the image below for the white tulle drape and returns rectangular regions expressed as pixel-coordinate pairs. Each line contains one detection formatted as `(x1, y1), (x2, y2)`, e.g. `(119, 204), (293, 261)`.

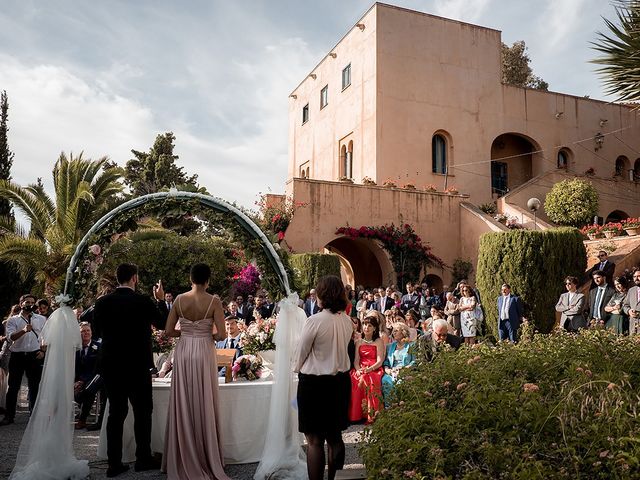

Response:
(10, 304), (89, 480)
(254, 294), (308, 480)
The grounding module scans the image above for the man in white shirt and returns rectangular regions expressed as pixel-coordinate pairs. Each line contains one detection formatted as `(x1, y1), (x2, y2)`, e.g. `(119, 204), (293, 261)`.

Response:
(0, 294), (47, 426)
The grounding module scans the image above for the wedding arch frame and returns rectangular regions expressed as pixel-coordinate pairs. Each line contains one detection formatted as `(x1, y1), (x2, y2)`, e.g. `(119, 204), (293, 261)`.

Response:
(64, 190), (291, 297)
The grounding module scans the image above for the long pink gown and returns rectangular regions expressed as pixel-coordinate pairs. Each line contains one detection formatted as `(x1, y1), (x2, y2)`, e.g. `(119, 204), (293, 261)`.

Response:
(162, 313), (231, 479)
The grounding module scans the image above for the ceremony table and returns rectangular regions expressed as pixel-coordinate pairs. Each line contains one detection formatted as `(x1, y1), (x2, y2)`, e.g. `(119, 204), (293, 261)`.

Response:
(97, 378), (273, 464)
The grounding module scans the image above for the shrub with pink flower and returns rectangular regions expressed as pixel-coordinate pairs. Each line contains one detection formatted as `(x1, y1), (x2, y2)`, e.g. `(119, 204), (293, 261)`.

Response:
(231, 263), (261, 298)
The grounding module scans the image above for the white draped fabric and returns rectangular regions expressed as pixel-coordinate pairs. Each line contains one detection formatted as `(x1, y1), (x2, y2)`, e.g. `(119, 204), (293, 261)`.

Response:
(10, 305), (89, 480)
(254, 293), (308, 480)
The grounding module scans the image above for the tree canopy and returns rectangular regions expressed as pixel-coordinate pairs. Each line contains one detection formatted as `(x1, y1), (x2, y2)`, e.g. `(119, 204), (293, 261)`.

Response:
(592, 0), (640, 103)
(0, 91), (14, 218)
(123, 132), (200, 196)
(501, 40), (549, 91)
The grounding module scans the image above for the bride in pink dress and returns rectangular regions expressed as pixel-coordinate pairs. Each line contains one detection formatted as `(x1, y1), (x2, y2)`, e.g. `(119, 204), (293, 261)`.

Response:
(162, 263), (231, 480)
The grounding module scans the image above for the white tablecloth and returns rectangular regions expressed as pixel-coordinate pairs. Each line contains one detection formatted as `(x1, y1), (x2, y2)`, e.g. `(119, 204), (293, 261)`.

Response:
(97, 378), (272, 464)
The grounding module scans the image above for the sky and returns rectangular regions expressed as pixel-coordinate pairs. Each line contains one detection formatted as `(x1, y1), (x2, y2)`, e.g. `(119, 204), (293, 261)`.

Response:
(0, 0), (621, 210)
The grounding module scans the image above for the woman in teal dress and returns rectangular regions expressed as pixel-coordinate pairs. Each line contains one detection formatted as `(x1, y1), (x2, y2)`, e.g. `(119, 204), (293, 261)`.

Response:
(604, 276), (629, 335)
(381, 322), (415, 407)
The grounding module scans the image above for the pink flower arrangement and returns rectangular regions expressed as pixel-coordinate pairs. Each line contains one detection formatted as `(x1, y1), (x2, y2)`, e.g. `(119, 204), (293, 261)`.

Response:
(231, 354), (263, 381)
(231, 264), (261, 298)
(151, 326), (175, 354)
(240, 317), (277, 354)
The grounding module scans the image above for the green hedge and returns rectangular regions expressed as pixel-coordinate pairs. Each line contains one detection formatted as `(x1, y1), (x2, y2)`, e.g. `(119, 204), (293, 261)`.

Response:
(361, 329), (640, 479)
(476, 227), (586, 336)
(98, 230), (229, 299)
(289, 252), (341, 296)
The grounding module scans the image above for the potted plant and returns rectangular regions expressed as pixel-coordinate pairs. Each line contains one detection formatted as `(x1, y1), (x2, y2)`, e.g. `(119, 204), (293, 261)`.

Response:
(338, 176), (354, 183)
(622, 217), (640, 236)
(579, 224), (602, 240)
(423, 184), (437, 192)
(602, 222), (623, 239)
(361, 176), (377, 186)
(445, 186), (459, 195)
(382, 179), (397, 188)
(402, 183), (416, 190)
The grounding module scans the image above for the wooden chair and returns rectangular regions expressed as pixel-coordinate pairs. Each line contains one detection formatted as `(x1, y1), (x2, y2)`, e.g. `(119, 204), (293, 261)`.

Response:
(216, 348), (237, 383)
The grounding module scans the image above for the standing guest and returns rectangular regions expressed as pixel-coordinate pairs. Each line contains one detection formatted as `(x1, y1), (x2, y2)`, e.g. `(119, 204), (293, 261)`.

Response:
(304, 289), (321, 318)
(235, 295), (247, 321)
(497, 284), (523, 343)
(348, 289), (358, 318)
(164, 292), (174, 311)
(294, 275), (352, 480)
(74, 321), (102, 430)
(555, 276), (586, 332)
(623, 269), (640, 336)
(587, 270), (615, 327)
(0, 306), (19, 416)
(586, 250), (616, 288)
(419, 318), (463, 362)
(376, 287), (395, 314)
(444, 292), (461, 336)
(439, 285), (451, 307)
(381, 322), (415, 406)
(349, 311), (385, 424)
(162, 263), (230, 480)
(92, 264), (167, 477)
(459, 285), (479, 345)
(604, 276), (629, 335)
(0, 294), (46, 426)
(36, 298), (53, 318)
(400, 282), (420, 313)
(425, 288), (441, 309)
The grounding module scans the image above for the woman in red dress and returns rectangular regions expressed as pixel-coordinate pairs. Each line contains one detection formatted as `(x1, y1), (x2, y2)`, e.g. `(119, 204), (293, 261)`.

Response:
(349, 310), (385, 424)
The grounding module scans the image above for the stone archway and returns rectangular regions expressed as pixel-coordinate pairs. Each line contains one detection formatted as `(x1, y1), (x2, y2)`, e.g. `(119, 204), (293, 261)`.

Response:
(64, 191), (291, 297)
(490, 133), (541, 197)
(325, 237), (394, 289)
(605, 209), (630, 223)
(424, 274), (443, 292)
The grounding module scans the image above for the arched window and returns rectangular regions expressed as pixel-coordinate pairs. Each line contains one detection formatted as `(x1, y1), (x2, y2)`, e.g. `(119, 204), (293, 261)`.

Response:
(615, 156), (628, 177)
(346, 141), (353, 179)
(557, 150), (568, 169)
(432, 134), (447, 174)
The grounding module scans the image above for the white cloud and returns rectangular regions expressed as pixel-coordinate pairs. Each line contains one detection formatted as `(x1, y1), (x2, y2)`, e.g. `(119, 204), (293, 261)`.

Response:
(433, 0), (493, 22)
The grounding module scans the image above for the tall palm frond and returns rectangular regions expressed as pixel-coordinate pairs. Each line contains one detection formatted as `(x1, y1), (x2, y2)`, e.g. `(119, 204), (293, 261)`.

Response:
(0, 180), (52, 240)
(0, 236), (49, 280)
(592, 1), (640, 103)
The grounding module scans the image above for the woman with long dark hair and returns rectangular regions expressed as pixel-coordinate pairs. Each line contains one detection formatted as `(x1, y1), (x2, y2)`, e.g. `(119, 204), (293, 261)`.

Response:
(294, 275), (353, 480)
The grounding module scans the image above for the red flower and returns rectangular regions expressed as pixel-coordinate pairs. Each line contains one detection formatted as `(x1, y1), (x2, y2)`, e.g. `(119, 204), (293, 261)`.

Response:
(277, 231), (285, 241)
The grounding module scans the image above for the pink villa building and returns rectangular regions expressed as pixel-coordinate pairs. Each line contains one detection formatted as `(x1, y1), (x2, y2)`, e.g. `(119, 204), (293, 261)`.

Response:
(278, 3), (640, 289)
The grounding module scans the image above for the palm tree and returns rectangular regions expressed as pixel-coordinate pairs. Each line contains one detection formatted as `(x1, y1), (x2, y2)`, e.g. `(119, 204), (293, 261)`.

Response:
(592, 1), (640, 103)
(0, 152), (123, 296)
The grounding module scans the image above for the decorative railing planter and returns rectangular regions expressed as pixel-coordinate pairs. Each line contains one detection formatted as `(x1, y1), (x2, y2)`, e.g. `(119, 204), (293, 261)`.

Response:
(603, 230), (617, 239)
(624, 228), (640, 236)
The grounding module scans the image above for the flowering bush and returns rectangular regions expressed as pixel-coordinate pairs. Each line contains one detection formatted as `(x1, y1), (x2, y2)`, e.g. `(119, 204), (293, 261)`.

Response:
(231, 354), (263, 381)
(401, 183), (416, 190)
(231, 263), (261, 298)
(335, 224), (446, 286)
(622, 217), (640, 229)
(602, 222), (623, 235)
(580, 224), (603, 237)
(361, 329), (640, 478)
(240, 317), (277, 354)
(255, 193), (306, 240)
(151, 326), (175, 354)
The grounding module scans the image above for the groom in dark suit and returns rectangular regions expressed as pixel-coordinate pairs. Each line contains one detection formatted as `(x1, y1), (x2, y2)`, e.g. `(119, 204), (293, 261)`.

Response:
(93, 263), (167, 478)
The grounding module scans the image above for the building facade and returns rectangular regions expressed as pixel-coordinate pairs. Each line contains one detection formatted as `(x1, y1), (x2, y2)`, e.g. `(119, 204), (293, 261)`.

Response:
(281, 3), (640, 289)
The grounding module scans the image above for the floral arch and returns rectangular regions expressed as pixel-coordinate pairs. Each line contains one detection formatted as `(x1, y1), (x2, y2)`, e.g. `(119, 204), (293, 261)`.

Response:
(64, 190), (291, 299)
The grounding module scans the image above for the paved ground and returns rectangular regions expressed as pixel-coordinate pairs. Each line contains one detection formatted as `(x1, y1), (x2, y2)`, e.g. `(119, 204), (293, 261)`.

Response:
(0, 389), (365, 479)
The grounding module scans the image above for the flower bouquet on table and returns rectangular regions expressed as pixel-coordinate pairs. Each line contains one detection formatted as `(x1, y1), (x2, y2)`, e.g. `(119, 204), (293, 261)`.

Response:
(151, 326), (175, 354)
(240, 317), (277, 355)
(231, 355), (263, 381)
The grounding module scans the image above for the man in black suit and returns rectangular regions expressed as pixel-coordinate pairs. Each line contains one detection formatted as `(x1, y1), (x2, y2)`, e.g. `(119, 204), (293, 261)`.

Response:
(74, 321), (102, 430)
(93, 263), (167, 478)
(247, 294), (274, 324)
(303, 289), (321, 317)
(586, 269), (616, 327)
(586, 250), (616, 288)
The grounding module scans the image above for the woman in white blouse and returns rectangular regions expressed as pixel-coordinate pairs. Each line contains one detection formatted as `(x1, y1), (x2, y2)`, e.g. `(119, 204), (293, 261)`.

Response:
(294, 275), (353, 480)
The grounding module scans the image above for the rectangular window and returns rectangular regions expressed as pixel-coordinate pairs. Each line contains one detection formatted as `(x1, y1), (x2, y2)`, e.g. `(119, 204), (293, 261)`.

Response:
(342, 64), (351, 90)
(302, 104), (309, 124)
(320, 85), (328, 109)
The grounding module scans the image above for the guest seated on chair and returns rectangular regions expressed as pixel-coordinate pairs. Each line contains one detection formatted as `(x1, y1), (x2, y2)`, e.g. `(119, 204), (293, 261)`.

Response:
(74, 322), (103, 430)
(381, 322), (415, 406)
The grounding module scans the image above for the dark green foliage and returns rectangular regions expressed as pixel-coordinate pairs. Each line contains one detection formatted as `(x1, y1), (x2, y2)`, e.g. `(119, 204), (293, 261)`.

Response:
(124, 132), (199, 196)
(289, 252), (341, 296)
(0, 90), (14, 218)
(97, 231), (229, 301)
(361, 329), (640, 479)
(476, 228), (586, 336)
(451, 258), (473, 285)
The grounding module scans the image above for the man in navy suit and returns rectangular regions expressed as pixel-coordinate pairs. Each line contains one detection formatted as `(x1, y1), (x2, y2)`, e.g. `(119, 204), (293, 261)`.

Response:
(375, 287), (395, 314)
(74, 321), (102, 430)
(497, 283), (523, 342)
(216, 316), (243, 377)
(303, 289), (321, 317)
